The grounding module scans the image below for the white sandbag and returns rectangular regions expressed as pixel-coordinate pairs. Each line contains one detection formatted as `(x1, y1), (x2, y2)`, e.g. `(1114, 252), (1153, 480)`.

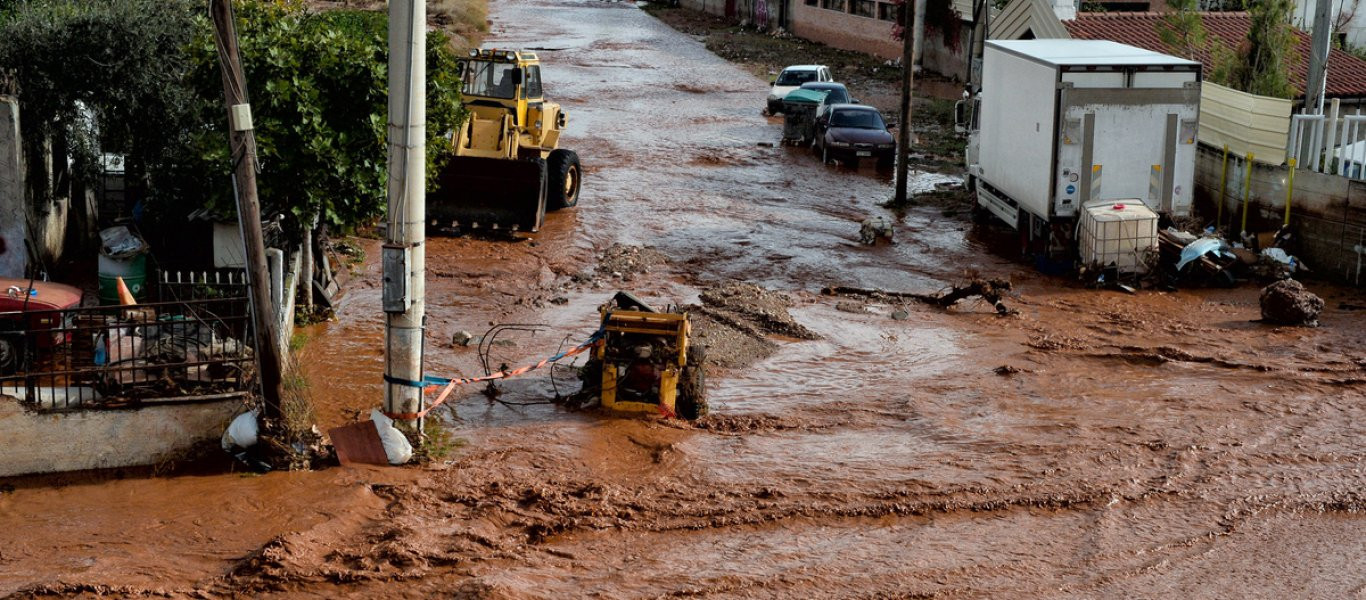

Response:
(370, 409), (413, 465)
(222, 409), (259, 451)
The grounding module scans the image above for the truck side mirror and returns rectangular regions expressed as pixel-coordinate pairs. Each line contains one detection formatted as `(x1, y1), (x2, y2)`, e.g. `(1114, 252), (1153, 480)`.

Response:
(770, 81), (775, 87)
(953, 100), (967, 134)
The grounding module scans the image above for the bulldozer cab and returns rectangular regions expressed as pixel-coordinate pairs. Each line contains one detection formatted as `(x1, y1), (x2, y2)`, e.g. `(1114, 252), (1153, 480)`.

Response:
(458, 50), (545, 136)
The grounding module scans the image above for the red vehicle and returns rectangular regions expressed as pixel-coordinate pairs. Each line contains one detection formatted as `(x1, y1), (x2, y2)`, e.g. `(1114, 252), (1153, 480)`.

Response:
(0, 278), (84, 375)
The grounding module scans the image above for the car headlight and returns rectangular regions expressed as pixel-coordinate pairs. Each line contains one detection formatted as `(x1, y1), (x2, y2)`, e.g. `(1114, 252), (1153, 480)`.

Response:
(831, 140), (851, 148)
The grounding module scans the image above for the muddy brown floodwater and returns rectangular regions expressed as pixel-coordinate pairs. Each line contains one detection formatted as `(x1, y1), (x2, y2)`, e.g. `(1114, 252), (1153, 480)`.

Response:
(5, 0), (1366, 597)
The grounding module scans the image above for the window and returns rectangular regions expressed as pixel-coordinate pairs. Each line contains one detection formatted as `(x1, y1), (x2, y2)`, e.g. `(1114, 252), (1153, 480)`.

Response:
(831, 109), (886, 129)
(877, 1), (899, 21)
(805, 0), (817, 6)
(524, 65), (542, 99)
(462, 61), (519, 99)
(821, 0), (846, 11)
(851, 0), (875, 17)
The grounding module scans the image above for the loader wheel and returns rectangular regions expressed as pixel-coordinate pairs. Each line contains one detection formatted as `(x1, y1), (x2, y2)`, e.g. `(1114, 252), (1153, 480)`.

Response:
(676, 345), (708, 420)
(547, 149), (581, 210)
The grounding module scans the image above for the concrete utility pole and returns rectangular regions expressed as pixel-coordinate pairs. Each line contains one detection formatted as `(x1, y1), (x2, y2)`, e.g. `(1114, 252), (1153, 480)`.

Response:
(1306, 0), (1333, 114)
(383, 0), (427, 434)
(911, 0), (927, 70)
(209, 0), (285, 420)
(895, 0), (922, 204)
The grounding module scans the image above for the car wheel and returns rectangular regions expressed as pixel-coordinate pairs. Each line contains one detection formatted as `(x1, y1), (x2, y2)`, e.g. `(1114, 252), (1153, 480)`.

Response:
(0, 333), (22, 376)
(822, 144), (830, 165)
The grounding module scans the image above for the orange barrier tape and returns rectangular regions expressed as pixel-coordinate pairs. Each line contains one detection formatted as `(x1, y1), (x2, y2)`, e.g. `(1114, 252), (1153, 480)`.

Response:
(383, 333), (602, 421)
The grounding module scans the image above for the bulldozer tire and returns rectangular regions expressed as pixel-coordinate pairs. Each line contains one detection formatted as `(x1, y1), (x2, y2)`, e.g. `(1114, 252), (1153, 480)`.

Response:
(676, 345), (708, 420)
(548, 149), (581, 211)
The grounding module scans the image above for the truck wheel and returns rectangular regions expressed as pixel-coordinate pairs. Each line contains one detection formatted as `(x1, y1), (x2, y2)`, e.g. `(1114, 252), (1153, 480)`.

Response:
(676, 345), (708, 420)
(547, 149), (581, 211)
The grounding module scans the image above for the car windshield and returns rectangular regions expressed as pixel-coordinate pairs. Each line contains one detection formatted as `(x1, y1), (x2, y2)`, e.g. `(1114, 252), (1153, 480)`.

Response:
(463, 60), (518, 99)
(830, 109), (884, 129)
(777, 70), (818, 86)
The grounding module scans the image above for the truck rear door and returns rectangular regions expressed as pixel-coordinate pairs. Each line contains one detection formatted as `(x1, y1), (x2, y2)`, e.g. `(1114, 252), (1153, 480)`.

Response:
(1055, 69), (1200, 218)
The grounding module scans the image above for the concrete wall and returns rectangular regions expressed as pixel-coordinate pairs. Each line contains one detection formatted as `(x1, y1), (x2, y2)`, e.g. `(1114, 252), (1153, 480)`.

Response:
(787, 2), (970, 79)
(1195, 143), (1366, 285)
(0, 396), (244, 477)
(0, 97), (25, 278)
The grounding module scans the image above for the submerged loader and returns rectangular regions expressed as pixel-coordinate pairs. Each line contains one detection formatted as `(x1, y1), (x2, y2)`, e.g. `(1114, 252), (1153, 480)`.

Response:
(430, 49), (581, 233)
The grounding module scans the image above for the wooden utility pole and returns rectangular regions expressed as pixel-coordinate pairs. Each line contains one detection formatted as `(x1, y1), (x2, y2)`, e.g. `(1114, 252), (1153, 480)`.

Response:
(894, 0), (921, 204)
(209, 0), (285, 419)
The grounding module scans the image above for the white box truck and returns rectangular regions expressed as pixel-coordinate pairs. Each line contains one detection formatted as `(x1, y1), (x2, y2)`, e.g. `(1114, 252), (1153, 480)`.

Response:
(961, 40), (1201, 260)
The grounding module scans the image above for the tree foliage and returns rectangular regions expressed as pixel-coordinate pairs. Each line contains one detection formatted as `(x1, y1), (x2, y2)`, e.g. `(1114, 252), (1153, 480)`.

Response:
(0, 0), (203, 198)
(0, 0), (466, 237)
(1209, 0), (1299, 99)
(180, 2), (465, 232)
(1157, 0), (1208, 60)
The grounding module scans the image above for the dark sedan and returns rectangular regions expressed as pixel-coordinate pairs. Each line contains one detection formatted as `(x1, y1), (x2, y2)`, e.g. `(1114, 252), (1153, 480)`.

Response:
(813, 104), (895, 168)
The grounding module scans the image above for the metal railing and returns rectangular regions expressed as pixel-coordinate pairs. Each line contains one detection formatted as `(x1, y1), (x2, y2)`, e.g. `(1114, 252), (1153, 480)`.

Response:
(1286, 106), (1366, 177)
(0, 296), (257, 411)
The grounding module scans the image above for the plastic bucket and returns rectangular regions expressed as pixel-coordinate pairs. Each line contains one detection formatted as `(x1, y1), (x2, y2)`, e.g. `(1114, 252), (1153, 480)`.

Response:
(98, 253), (147, 305)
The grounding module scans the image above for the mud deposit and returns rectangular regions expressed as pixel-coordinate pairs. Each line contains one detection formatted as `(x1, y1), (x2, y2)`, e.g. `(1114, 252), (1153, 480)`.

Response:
(4, 0), (1366, 598)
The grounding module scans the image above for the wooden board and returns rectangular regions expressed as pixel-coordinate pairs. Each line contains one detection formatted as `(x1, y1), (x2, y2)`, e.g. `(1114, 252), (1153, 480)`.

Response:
(328, 420), (390, 466)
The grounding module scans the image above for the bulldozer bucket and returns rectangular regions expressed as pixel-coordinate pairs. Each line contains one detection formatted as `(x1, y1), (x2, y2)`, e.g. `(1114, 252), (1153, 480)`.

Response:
(429, 156), (547, 233)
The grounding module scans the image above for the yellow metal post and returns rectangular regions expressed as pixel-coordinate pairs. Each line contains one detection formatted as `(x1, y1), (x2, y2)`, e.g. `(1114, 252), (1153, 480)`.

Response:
(1218, 145), (1229, 229)
(1284, 158), (1296, 226)
(1241, 153), (1255, 233)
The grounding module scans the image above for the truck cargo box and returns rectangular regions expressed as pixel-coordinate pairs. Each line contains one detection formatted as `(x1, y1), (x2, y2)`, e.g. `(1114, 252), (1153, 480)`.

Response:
(972, 40), (1201, 228)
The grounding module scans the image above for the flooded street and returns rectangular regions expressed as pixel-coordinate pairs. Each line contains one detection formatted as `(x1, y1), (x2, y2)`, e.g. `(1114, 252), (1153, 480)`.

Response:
(5, 0), (1366, 597)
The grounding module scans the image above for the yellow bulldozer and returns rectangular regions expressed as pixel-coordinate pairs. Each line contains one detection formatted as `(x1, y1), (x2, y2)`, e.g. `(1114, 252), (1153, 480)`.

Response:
(430, 49), (582, 233)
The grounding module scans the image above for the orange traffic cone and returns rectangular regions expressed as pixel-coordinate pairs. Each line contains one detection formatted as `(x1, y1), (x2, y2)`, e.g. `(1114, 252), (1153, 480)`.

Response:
(115, 276), (137, 306)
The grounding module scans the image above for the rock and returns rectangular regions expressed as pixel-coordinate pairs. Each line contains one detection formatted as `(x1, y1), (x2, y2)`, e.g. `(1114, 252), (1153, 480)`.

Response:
(859, 216), (895, 245)
(1259, 279), (1324, 326)
(452, 331), (475, 346)
(550, 296), (569, 305)
(890, 308), (910, 320)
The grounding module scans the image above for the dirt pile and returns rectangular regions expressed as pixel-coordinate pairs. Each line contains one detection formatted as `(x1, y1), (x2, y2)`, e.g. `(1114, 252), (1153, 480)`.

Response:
(594, 243), (667, 279)
(688, 283), (818, 369)
(1260, 279), (1324, 326)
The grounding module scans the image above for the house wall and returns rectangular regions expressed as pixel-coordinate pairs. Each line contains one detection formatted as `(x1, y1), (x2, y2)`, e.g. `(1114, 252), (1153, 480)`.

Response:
(0, 97), (26, 279)
(1194, 143), (1366, 285)
(789, 0), (971, 79)
(0, 397), (244, 477)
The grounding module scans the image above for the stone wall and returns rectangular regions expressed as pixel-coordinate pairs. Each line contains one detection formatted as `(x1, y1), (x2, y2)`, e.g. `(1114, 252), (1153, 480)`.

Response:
(1194, 143), (1366, 285)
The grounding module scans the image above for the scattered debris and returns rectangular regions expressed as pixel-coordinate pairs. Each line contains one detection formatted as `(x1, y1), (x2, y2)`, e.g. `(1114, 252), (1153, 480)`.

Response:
(890, 308), (910, 320)
(452, 331), (475, 346)
(823, 276), (1016, 315)
(858, 216), (895, 245)
(687, 283), (818, 369)
(994, 365), (1025, 375)
(1259, 279), (1324, 326)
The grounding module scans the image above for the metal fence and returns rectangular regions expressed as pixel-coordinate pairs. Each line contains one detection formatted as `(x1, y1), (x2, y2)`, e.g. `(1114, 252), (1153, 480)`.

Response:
(1286, 105), (1366, 177)
(0, 296), (257, 411)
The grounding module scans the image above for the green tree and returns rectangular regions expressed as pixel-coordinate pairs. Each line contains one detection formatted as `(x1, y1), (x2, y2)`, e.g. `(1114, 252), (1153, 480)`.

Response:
(0, 0), (204, 207)
(177, 1), (465, 234)
(1209, 0), (1298, 99)
(1157, 0), (1208, 60)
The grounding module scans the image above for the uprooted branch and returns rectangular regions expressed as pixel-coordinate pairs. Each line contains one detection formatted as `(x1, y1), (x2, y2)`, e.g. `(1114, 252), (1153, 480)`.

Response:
(822, 278), (1016, 315)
